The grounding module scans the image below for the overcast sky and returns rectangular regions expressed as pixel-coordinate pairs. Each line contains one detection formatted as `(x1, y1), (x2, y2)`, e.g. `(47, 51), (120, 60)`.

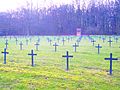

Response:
(0, 0), (115, 12)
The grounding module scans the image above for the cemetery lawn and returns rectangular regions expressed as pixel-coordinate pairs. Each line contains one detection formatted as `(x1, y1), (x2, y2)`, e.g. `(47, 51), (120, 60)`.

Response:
(0, 36), (120, 90)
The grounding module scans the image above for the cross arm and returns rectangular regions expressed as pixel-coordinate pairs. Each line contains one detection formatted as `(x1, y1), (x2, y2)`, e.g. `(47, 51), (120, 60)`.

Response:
(105, 58), (118, 60)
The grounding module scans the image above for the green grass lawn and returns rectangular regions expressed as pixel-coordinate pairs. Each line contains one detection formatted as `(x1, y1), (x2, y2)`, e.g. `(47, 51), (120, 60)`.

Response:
(0, 35), (120, 90)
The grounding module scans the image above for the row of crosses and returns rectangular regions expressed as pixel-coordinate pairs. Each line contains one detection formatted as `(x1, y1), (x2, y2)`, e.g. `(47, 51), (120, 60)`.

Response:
(1, 48), (118, 75)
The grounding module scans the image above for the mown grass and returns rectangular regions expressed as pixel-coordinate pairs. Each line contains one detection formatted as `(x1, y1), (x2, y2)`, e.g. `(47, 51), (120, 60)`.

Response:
(0, 35), (120, 90)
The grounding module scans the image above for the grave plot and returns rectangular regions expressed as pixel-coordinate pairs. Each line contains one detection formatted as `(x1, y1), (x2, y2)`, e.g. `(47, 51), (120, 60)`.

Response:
(0, 35), (119, 90)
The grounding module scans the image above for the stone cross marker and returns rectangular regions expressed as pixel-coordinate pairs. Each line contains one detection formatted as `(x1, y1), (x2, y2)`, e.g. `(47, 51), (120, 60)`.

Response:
(62, 38), (65, 45)
(2, 48), (9, 64)
(53, 43), (59, 52)
(47, 38), (50, 42)
(102, 38), (105, 43)
(37, 37), (40, 43)
(29, 38), (32, 42)
(15, 38), (18, 45)
(105, 53), (118, 75)
(62, 51), (73, 71)
(115, 38), (118, 43)
(49, 39), (52, 45)
(35, 42), (40, 51)
(57, 38), (60, 43)
(26, 39), (29, 45)
(108, 39), (112, 47)
(73, 43), (79, 52)
(19, 42), (23, 50)
(5, 40), (8, 49)
(91, 39), (96, 46)
(28, 50), (37, 66)
(95, 44), (102, 54)
(67, 38), (70, 43)
(76, 39), (80, 45)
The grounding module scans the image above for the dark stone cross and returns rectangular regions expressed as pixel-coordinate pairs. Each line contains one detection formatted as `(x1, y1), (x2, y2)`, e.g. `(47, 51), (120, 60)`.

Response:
(57, 38), (60, 43)
(115, 38), (118, 43)
(26, 39), (29, 45)
(108, 39), (112, 47)
(91, 39), (96, 46)
(62, 38), (65, 45)
(54, 37), (56, 41)
(105, 53), (118, 75)
(73, 43), (79, 52)
(29, 38), (32, 42)
(28, 50), (37, 66)
(53, 43), (59, 52)
(15, 38), (18, 45)
(19, 42), (23, 50)
(49, 39), (52, 45)
(102, 38), (105, 43)
(35, 42), (40, 51)
(109, 36), (112, 40)
(95, 44), (102, 54)
(1, 48), (9, 64)
(99, 36), (101, 40)
(10, 36), (12, 40)
(62, 51), (73, 71)
(76, 39), (80, 45)
(37, 38), (40, 43)
(71, 37), (73, 41)
(47, 38), (50, 42)
(67, 38), (70, 43)
(5, 40), (8, 49)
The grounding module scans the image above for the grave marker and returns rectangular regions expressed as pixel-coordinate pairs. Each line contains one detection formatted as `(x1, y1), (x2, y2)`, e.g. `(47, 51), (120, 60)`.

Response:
(62, 51), (73, 70)
(15, 38), (18, 45)
(62, 38), (65, 45)
(105, 53), (118, 75)
(5, 40), (8, 49)
(115, 38), (118, 43)
(102, 38), (105, 43)
(95, 44), (102, 54)
(35, 42), (40, 51)
(26, 39), (29, 45)
(91, 39), (96, 46)
(49, 39), (52, 45)
(67, 38), (70, 43)
(108, 39), (112, 47)
(19, 42), (23, 50)
(28, 50), (37, 66)
(2, 48), (9, 64)
(29, 38), (32, 42)
(57, 38), (60, 43)
(76, 39), (80, 45)
(53, 43), (59, 52)
(73, 43), (79, 52)
(37, 38), (40, 43)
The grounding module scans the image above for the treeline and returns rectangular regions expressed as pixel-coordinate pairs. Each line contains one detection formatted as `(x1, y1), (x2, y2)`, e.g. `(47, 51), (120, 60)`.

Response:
(0, 0), (120, 35)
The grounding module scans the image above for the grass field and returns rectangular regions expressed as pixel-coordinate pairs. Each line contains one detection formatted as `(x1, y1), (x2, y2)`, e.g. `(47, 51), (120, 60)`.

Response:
(0, 35), (120, 90)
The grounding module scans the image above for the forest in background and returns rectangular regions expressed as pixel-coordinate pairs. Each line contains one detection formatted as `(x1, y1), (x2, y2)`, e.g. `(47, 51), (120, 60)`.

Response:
(0, 0), (120, 35)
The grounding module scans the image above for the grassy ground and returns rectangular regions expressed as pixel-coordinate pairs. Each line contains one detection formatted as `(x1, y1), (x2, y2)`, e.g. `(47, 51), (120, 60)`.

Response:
(0, 35), (120, 90)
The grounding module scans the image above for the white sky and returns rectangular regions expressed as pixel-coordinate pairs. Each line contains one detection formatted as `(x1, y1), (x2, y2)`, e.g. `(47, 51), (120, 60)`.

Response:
(0, 0), (115, 12)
